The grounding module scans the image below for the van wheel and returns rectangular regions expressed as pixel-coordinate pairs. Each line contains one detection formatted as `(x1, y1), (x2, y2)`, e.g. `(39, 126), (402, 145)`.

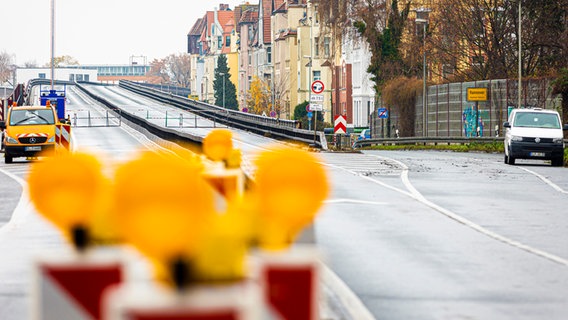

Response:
(5, 155), (13, 164)
(506, 148), (516, 165)
(551, 157), (564, 167)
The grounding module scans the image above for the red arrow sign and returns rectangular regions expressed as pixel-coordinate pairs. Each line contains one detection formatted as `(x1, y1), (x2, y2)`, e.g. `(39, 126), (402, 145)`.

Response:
(334, 115), (346, 134)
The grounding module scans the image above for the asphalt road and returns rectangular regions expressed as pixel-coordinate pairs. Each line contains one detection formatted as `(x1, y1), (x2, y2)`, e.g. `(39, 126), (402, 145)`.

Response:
(316, 150), (568, 320)
(1, 85), (567, 319)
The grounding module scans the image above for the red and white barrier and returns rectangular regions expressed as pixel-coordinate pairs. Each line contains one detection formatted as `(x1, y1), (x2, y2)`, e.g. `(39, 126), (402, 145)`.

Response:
(33, 252), (123, 320)
(59, 123), (71, 152)
(256, 246), (321, 320)
(103, 281), (262, 320)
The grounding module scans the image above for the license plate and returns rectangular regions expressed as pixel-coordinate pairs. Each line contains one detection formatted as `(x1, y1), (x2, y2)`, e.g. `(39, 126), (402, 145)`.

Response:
(25, 146), (42, 151)
(530, 152), (545, 157)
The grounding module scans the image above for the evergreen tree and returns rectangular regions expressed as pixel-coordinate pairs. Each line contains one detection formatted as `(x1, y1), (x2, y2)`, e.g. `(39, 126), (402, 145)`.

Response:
(213, 55), (238, 110)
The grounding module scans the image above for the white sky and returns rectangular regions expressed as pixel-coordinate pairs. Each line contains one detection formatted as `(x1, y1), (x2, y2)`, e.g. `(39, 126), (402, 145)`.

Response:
(1, 0), (247, 66)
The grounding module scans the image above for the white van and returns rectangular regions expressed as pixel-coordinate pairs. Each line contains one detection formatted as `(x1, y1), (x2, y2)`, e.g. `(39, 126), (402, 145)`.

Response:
(503, 108), (568, 166)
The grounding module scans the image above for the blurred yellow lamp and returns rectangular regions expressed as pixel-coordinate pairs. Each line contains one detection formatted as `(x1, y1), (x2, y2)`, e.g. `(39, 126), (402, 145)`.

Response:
(27, 152), (106, 249)
(202, 129), (233, 162)
(112, 151), (216, 281)
(253, 146), (329, 250)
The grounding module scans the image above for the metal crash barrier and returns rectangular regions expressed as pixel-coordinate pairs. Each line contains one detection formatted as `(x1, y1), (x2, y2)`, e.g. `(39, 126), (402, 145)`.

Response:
(69, 109), (122, 128)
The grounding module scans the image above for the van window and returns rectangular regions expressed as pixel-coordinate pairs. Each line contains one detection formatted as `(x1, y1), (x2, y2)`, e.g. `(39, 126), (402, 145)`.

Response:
(9, 109), (56, 126)
(513, 112), (560, 129)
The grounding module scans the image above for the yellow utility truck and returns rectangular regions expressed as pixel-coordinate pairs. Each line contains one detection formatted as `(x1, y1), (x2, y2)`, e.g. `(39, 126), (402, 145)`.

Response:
(0, 102), (58, 163)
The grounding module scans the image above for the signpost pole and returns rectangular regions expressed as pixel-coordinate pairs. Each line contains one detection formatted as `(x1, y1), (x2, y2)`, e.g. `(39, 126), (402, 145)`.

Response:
(475, 101), (479, 136)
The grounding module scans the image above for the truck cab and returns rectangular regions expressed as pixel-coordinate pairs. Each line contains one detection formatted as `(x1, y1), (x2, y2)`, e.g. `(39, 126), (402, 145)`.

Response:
(0, 103), (58, 163)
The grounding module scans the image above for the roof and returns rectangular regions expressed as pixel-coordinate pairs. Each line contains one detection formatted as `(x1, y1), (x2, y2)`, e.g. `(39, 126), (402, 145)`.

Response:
(188, 18), (205, 36)
(239, 9), (259, 24)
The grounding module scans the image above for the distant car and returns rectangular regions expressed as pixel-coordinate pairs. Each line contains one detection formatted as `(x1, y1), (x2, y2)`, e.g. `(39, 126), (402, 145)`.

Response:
(357, 129), (371, 140)
(503, 108), (568, 166)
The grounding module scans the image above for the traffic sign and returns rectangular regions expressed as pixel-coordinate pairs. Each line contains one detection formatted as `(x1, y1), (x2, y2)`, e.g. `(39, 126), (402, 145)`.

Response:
(307, 111), (313, 119)
(311, 80), (324, 94)
(334, 115), (346, 134)
(310, 95), (324, 102)
(378, 108), (388, 119)
(242, 107), (248, 113)
(270, 110), (277, 117)
(466, 87), (488, 101)
(308, 104), (323, 111)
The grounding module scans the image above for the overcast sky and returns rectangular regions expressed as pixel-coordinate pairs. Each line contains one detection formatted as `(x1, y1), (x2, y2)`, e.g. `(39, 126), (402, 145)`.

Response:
(1, 0), (246, 66)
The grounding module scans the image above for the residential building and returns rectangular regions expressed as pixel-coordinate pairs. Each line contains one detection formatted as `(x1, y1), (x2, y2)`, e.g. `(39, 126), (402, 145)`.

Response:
(236, 5), (260, 110)
(187, 4), (238, 105)
(272, 0), (307, 119)
(342, 33), (375, 127)
(297, 1), (334, 123)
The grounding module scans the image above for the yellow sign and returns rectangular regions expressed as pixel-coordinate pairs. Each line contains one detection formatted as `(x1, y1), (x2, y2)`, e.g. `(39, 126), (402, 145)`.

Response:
(467, 88), (488, 101)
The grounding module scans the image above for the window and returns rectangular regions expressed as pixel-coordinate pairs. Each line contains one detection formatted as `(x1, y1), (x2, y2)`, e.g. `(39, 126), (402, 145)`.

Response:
(472, 55), (484, 65)
(38, 73), (46, 79)
(324, 37), (330, 57)
(226, 36), (231, 47)
(218, 36), (223, 49)
(267, 47), (272, 63)
(313, 70), (321, 81)
(314, 37), (320, 56)
(9, 109), (55, 126)
(442, 64), (455, 78)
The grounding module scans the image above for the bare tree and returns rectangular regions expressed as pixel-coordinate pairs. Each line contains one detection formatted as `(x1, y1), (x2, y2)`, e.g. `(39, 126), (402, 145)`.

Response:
(273, 72), (290, 117)
(433, 0), (567, 82)
(43, 55), (79, 67)
(0, 52), (14, 84)
(148, 53), (192, 88)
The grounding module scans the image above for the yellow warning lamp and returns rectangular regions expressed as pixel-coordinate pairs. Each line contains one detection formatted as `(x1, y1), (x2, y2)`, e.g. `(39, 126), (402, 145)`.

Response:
(202, 129), (233, 162)
(253, 146), (329, 250)
(27, 152), (107, 250)
(112, 151), (216, 288)
(193, 198), (255, 282)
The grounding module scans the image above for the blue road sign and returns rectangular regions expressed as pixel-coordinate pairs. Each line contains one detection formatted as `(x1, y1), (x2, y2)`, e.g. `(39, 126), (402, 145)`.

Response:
(307, 111), (313, 119)
(378, 108), (388, 119)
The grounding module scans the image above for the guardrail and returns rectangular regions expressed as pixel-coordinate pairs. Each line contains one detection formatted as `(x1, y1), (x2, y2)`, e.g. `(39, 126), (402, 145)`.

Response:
(352, 136), (506, 148)
(74, 82), (206, 153)
(118, 80), (328, 150)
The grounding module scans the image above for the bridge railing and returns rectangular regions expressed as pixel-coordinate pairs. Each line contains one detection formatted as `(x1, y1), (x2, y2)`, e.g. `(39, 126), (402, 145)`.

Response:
(118, 80), (328, 150)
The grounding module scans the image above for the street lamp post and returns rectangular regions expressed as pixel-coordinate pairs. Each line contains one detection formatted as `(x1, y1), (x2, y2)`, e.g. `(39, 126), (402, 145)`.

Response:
(309, 15), (317, 144)
(50, 0), (55, 90)
(415, 8), (430, 137)
(518, 1), (522, 109)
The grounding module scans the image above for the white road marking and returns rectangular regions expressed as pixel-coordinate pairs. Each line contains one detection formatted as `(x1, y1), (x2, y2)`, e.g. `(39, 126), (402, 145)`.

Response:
(0, 167), (29, 234)
(518, 167), (568, 194)
(325, 198), (388, 205)
(326, 153), (568, 267)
